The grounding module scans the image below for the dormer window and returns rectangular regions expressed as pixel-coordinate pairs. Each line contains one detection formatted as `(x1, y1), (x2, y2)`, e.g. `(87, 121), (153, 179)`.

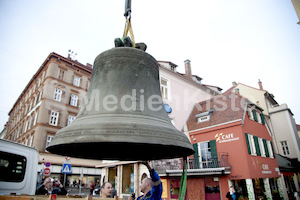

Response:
(247, 106), (265, 124)
(195, 109), (214, 123)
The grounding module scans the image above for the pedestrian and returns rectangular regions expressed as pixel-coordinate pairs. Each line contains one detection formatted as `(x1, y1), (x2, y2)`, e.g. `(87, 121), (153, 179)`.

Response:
(226, 186), (239, 200)
(129, 161), (162, 200)
(36, 177), (67, 195)
(90, 181), (95, 195)
(100, 182), (113, 198)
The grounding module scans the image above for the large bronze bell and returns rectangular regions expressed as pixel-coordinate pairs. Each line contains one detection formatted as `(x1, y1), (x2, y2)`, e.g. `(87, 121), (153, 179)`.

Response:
(47, 47), (195, 160)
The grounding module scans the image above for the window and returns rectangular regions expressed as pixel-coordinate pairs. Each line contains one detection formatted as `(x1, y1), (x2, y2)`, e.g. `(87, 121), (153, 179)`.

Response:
(259, 138), (266, 157)
(160, 78), (170, 100)
(195, 109), (214, 123)
(247, 108), (265, 125)
(0, 151), (27, 182)
(49, 110), (59, 126)
(58, 69), (65, 80)
(252, 110), (258, 122)
(260, 113), (265, 124)
(68, 115), (76, 125)
(38, 90), (43, 102)
(246, 133), (275, 158)
(122, 164), (134, 194)
(29, 135), (34, 147)
(33, 111), (38, 126)
(46, 135), (53, 149)
(198, 116), (209, 123)
(73, 76), (80, 87)
(247, 108), (253, 120)
(245, 133), (256, 156)
(70, 94), (78, 106)
(280, 141), (290, 156)
(54, 88), (62, 101)
(193, 140), (218, 168)
(268, 141), (274, 158)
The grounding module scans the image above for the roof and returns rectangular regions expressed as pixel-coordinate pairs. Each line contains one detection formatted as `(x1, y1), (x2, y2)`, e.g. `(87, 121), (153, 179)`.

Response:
(186, 87), (247, 131)
(296, 124), (300, 131)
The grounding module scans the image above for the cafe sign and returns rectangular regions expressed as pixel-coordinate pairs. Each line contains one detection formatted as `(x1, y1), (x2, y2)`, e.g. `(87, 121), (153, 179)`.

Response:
(215, 133), (240, 143)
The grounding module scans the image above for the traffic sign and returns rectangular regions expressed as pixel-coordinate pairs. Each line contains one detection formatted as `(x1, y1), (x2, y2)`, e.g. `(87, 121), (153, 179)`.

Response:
(43, 167), (51, 176)
(62, 163), (71, 174)
(45, 162), (51, 167)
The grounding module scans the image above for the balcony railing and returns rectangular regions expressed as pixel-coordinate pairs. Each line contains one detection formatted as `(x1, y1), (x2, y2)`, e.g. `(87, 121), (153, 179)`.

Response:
(153, 152), (231, 175)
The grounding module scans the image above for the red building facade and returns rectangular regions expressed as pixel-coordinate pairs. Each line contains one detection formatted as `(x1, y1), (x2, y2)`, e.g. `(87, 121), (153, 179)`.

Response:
(183, 88), (283, 200)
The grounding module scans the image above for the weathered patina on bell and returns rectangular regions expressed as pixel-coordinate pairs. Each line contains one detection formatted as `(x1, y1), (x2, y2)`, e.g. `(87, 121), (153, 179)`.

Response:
(46, 47), (195, 160)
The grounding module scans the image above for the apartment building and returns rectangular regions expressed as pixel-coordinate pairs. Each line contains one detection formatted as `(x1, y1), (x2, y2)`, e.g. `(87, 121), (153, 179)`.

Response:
(5, 52), (102, 188)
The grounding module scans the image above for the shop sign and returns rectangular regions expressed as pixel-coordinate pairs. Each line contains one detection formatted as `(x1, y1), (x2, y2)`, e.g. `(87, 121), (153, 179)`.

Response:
(215, 133), (239, 143)
(260, 163), (272, 174)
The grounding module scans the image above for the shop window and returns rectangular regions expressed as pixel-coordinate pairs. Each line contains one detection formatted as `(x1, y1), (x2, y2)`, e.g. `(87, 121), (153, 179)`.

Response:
(170, 179), (180, 199)
(122, 164), (134, 194)
(108, 167), (117, 184)
(205, 177), (220, 200)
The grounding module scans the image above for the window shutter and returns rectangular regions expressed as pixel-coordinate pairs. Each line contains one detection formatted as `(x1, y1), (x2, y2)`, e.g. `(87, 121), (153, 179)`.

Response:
(270, 141), (275, 158)
(263, 139), (270, 157)
(252, 110), (258, 122)
(210, 140), (218, 158)
(253, 136), (261, 156)
(193, 143), (199, 168)
(260, 113), (265, 124)
(209, 140), (219, 167)
(245, 133), (251, 154)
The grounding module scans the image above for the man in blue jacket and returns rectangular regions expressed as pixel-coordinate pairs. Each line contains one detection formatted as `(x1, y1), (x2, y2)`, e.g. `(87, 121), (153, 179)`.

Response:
(130, 161), (162, 200)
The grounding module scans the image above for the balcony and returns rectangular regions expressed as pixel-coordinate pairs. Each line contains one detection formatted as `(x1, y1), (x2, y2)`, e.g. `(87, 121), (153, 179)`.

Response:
(153, 152), (231, 176)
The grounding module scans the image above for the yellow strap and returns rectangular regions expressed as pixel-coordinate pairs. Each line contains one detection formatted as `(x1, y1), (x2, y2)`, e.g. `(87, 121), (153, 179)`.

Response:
(123, 19), (135, 47)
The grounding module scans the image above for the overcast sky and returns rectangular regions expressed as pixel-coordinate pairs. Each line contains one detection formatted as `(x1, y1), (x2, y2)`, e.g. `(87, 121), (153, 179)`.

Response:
(0, 0), (299, 130)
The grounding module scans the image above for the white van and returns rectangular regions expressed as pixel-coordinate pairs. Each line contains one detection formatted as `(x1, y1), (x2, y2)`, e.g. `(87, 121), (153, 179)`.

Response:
(0, 139), (38, 195)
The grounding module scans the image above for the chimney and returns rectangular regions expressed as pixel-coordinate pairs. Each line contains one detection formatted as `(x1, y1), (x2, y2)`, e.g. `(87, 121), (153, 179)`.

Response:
(232, 81), (237, 86)
(184, 59), (192, 79)
(86, 63), (93, 68)
(258, 79), (263, 90)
